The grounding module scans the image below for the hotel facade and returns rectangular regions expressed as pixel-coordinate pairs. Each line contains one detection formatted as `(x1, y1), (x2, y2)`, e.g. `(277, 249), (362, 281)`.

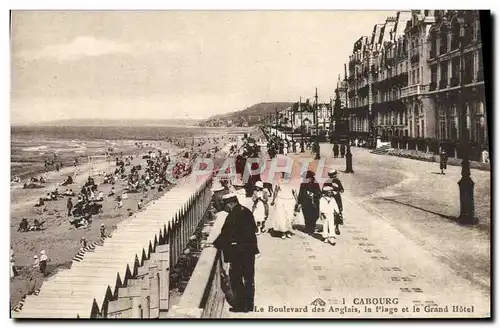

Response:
(338, 10), (487, 161)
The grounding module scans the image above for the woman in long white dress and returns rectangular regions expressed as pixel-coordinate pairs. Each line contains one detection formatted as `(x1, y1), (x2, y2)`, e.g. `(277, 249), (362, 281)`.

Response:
(270, 184), (294, 239)
(252, 181), (270, 234)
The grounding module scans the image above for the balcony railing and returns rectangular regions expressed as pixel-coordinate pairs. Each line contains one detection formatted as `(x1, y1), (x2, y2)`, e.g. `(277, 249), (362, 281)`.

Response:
(401, 84), (429, 98)
(450, 76), (460, 87)
(429, 81), (437, 91)
(439, 79), (448, 89)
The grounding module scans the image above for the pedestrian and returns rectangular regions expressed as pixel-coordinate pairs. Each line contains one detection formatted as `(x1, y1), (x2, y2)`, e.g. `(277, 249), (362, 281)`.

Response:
(213, 193), (259, 313)
(39, 250), (49, 276)
(67, 197), (73, 217)
(295, 141), (301, 154)
(294, 170), (321, 235)
(270, 183), (294, 239)
(333, 144), (339, 158)
(323, 169), (344, 216)
(100, 224), (109, 238)
(138, 199), (144, 210)
(283, 142), (288, 156)
(80, 237), (87, 250)
(116, 197), (123, 209)
(319, 185), (340, 244)
(340, 144), (346, 158)
(10, 248), (15, 278)
(252, 181), (270, 235)
(439, 149), (448, 175)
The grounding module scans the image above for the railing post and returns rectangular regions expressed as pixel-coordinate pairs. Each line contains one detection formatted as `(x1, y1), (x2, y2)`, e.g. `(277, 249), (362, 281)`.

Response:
(156, 244), (170, 317)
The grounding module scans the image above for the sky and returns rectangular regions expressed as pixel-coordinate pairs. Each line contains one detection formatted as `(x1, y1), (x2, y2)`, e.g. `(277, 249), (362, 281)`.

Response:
(10, 10), (395, 124)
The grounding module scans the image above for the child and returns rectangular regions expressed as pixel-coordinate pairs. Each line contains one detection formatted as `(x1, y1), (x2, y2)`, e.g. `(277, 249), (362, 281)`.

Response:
(319, 186), (341, 245)
(252, 181), (270, 234)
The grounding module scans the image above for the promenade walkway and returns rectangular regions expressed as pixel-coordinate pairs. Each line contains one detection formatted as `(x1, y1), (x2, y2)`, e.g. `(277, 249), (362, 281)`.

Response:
(218, 178), (490, 318)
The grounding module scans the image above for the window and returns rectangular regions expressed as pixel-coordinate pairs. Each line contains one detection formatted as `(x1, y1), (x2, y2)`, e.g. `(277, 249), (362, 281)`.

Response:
(439, 105), (446, 139)
(439, 28), (448, 54)
(451, 20), (460, 50)
(466, 103), (472, 140)
(475, 101), (485, 143)
(447, 106), (458, 140)
(431, 65), (438, 86)
(473, 19), (480, 41)
(421, 120), (425, 138)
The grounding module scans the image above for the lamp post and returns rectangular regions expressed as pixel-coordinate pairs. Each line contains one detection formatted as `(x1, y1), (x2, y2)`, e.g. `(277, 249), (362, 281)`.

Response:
(457, 19), (476, 225)
(300, 97), (305, 153)
(330, 97), (334, 144)
(314, 88), (320, 160)
(344, 63), (354, 173)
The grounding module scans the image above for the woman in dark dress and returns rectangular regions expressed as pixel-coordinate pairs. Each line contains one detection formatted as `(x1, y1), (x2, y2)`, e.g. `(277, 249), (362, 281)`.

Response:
(294, 171), (321, 234)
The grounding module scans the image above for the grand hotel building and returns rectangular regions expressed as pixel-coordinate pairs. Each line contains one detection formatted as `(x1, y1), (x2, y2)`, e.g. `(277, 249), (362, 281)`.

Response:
(339, 10), (488, 161)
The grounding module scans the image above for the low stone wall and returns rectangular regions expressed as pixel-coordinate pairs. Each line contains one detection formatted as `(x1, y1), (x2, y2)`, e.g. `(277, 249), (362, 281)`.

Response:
(385, 148), (490, 171)
(167, 212), (228, 318)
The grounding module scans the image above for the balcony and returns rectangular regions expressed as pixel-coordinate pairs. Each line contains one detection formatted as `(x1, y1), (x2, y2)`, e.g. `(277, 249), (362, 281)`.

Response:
(401, 84), (429, 98)
(450, 76), (460, 87)
(429, 81), (437, 91)
(439, 79), (448, 89)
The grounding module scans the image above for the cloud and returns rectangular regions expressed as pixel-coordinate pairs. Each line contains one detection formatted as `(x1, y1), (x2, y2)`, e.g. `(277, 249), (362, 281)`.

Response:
(17, 36), (180, 61)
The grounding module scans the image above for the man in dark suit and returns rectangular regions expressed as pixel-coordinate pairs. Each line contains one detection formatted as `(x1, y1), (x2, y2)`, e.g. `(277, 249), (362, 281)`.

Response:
(214, 194), (259, 313)
(295, 170), (321, 234)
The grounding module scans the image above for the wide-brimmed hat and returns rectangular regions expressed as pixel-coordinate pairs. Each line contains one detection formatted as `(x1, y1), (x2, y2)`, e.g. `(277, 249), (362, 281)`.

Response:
(211, 185), (224, 192)
(40, 250), (46, 255)
(222, 193), (238, 203)
(322, 185), (334, 192)
(255, 181), (264, 189)
(328, 169), (338, 176)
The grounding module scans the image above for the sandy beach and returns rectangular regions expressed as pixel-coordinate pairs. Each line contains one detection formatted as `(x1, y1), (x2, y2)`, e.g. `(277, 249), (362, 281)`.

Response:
(9, 127), (255, 308)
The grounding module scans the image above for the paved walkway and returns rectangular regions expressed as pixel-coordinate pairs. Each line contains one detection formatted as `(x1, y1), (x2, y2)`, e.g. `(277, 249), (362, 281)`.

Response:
(220, 178), (490, 318)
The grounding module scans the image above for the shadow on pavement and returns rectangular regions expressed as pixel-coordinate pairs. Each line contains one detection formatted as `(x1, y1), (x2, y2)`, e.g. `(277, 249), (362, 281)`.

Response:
(380, 197), (459, 223)
(292, 224), (324, 242)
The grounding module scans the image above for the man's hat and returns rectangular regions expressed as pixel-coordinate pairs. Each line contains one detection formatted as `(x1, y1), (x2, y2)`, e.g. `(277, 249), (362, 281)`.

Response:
(328, 169), (338, 176)
(255, 181), (264, 189)
(222, 193), (238, 203)
(211, 185), (224, 192)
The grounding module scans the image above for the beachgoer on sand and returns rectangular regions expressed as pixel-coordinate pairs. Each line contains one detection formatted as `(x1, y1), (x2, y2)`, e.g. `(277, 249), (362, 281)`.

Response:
(39, 250), (49, 275)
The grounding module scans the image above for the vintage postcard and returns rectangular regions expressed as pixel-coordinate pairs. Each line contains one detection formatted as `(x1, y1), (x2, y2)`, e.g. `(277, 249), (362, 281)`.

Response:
(10, 10), (491, 319)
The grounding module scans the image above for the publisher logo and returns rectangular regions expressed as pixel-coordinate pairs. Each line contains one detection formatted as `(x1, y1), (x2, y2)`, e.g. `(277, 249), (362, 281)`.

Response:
(311, 298), (326, 307)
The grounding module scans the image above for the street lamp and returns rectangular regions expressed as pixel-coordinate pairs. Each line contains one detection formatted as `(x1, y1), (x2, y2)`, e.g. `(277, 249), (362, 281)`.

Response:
(457, 18), (477, 225)
(314, 88), (321, 160)
(344, 64), (354, 173)
(300, 98), (305, 153)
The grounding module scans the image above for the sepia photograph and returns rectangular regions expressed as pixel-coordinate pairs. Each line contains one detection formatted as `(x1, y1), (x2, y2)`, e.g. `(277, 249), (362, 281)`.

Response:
(9, 9), (491, 319)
